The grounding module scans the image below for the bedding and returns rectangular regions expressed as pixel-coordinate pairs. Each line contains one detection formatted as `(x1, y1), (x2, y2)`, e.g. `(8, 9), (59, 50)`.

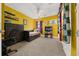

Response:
(29, 32), (40, 36)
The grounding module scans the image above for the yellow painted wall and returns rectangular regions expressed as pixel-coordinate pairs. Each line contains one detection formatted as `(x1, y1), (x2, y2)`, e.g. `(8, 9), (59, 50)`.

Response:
(40, 15), (58, 38)
(25, 19), (36, 30)
(2, 3), (4, 32)
(3, 4), (36, 31)
(71, 3), (77, 56)
(2, 3), (5, 40)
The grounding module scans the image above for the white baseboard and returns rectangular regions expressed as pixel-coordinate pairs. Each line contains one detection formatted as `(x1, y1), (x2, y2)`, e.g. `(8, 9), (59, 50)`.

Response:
(61, 41), (71, 56)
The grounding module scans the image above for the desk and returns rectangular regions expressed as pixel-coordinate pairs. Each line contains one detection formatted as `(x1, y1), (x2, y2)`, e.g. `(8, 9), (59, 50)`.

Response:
(45, 32), (52, 38)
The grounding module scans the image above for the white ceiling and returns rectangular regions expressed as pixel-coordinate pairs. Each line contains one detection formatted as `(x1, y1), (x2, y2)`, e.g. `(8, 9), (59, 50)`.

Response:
(5, 3), (60, 19)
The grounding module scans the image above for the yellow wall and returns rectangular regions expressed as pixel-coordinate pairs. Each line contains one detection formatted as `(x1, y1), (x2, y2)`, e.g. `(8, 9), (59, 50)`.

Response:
(2, 3), (4, 32)
(3, 4), (36, 31)
(25, 19), (36, 30)
(71, 3), (77, 56)
(40, 15), (58, 38)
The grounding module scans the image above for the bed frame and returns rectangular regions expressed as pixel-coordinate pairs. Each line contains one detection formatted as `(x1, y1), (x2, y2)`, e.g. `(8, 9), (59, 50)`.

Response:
(22, 31), (40, 42)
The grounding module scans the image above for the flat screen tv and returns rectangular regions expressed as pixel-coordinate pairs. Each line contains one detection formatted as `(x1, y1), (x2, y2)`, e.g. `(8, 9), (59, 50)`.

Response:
(45, 26), (52, 32)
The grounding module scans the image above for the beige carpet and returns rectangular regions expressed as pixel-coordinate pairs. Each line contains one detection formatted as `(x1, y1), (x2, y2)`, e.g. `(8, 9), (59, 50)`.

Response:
(10, 37), (66, 56)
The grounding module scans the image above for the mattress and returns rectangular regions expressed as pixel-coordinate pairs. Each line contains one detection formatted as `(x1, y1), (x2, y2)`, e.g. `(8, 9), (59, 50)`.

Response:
(29, 32), (40, 36)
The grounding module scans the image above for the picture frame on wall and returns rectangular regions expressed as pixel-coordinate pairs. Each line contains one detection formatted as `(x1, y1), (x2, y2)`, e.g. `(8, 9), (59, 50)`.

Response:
(23, 19), (27, 25)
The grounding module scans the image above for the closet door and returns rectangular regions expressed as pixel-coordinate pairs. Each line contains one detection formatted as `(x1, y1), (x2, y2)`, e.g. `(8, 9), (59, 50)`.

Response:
(40, 21), (42, 34)
(36, 21), (42, 34)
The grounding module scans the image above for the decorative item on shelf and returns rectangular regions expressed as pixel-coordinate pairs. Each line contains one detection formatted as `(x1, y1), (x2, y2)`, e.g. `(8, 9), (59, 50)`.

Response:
(63, 3), (70, 44)
(66, 17), (70, 23)
(4, 11), (15, 16)
(23, 19), (27, 25)
(67, 30), (71, 36)
(4, 15), (19, 21)
(13, 17), (19, 21)
(64, 4), (69, 11)
(4, 20), (11, 23)
(63, 24), (66, 30)
(4, 11), (19, 21)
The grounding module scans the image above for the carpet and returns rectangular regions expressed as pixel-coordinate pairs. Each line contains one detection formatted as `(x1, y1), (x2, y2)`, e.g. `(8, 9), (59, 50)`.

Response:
(10, 37), (66, 56)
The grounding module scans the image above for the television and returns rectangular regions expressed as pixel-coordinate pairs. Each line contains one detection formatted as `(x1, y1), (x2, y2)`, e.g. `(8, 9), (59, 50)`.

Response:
(45, 26), (52, 32)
